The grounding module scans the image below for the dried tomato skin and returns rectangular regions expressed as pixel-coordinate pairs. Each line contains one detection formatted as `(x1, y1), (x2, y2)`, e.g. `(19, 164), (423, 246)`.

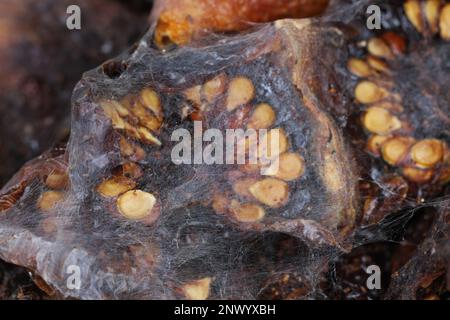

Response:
(0, 18), (359, 299)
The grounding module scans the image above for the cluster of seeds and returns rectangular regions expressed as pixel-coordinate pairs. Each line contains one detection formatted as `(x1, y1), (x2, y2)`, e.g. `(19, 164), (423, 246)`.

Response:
(184, 75), (306, 223)
(38, 170), (69, 213)
(227, 77), (305, 223)
(348, 1), (450, 184)
(100, 88), (163, 146)
(37, 169), (69, 233)
(97, 88), (163, 224)
(404, 0), (450, 39)
(96, 162), (160, 224)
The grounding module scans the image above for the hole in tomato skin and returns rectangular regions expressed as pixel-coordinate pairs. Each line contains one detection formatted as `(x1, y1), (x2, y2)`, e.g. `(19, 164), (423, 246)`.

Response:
(102, 60), (128, 79)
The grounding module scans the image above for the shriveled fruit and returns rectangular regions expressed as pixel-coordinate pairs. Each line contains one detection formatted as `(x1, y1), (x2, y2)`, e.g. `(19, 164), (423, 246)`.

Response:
(367, 56), (390, 74)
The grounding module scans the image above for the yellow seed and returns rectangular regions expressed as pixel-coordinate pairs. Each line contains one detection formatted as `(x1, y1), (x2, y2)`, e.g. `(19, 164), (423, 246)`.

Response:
(263, 153), (305, 181)
(103, 104), (125, 129)
(203, 74), (227, 103)
(182, 277), (212, 300)
(129, 101), (162, 133)
(355, 81), (388, 104)
(96, 176), (136, 198)
(113, 101), (130, 117)
(425, 0), (441, 34)
(45, 172), (69, 190)
(111, 112), (126, 129)
(381, 137), (415, 166)
(232, 203), (265, 223)
(347, 58), (372, 77)
(402, 167), (434, 184)
(367, 135), (390, 156)
(277, 153), (305, 181)
(100, 100), (127, 129)
(140, 88), (162, 116)
(410, 139), (444, 168)
(123, 121), (137, 134)
(226, 76), (255, 111)
(249, 178), (289, 208)
(404, 0), (425, 33)
(138, 127), (162, 146)
(367, 38), (393, 59)
(117, 190), (157, 220)
(124, 121), (141, 140)
(258, 128), (289, 160)
(367, 55), (390, 74)
(363, 107), (402, 135)
(247, 103), (276, 130)
(38, 191), (64, 213)
(141, 115), (163, 133)
(440, 4), (450, 40)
